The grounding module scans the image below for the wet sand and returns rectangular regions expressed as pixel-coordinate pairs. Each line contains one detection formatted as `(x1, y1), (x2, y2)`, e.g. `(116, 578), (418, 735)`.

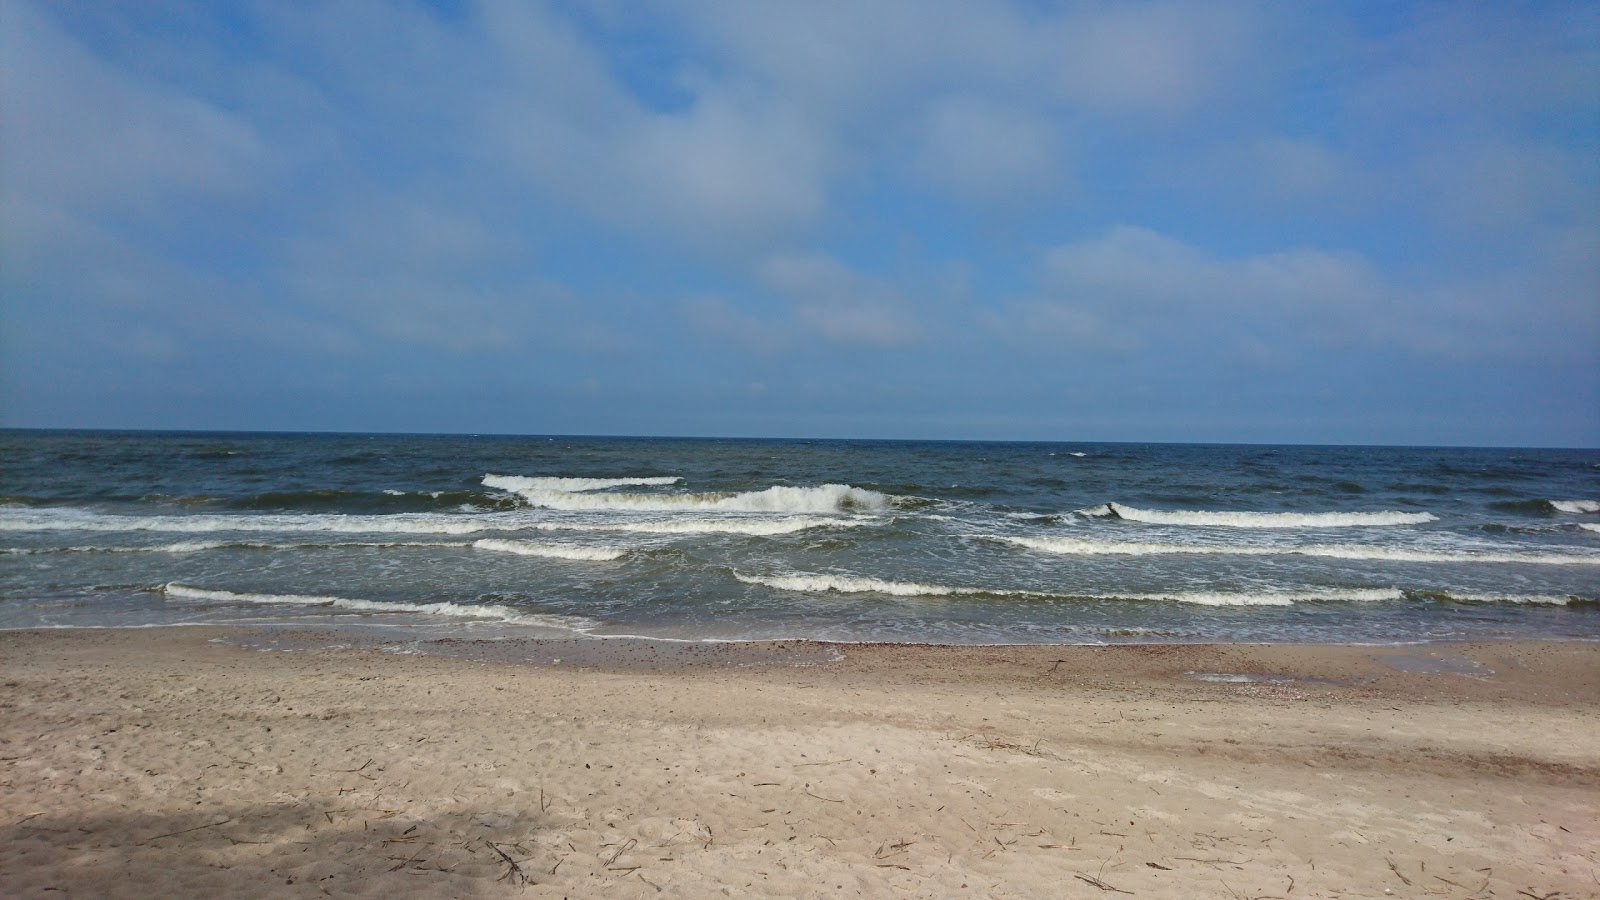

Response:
(3, 628), (1596, 898)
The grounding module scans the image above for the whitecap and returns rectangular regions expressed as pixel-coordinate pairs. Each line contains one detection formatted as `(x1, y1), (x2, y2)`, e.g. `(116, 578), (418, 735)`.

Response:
(1552, 500), (1599, 514)
(481, 474), (681, 493)
(472, 539), (626, 561)
(733, 570), (1401, 606)
(530, 518), (862, 536)
(160, 583), (591, 629)
(997, 535), (1600, 565)
(1084, 502), (1436, 528)
(485, 478), (891, 514)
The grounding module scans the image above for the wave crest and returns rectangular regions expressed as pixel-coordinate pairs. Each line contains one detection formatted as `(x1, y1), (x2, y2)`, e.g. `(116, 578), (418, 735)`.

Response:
(472, 539), (625, 561)
(733, 571), (1402, 606)
(1552, 499), (1599, 514)
(1082, 502), (1436, 528)
(481, 475), (681, 494)
(160, 583), (590, 629)
(485, 476), (891, 514)
(998, 535), (1600, 565)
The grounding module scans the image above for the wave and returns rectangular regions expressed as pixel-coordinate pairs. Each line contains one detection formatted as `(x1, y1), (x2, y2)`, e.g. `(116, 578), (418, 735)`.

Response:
(1407, 590), (1583, 606)
(1490, 499), (1600, 516)
(2, 540), (232, 555)
(0, 539), (474, 555)
(485, 476), (891, 514)
(159, 583), (591, 629)
(0, 506), (865, 539)
(481, 475), (681, 494)
(1079, 502), (1436, 528)
(224, 488), (517, 513)
(1583, 524), (1600, 535)
(732, 571), (1401, 606)
(471, 539), (626, 561)
(528, 518), (862, 536)
(997, 535), (1600, 565)
(0, 508), (513, 536)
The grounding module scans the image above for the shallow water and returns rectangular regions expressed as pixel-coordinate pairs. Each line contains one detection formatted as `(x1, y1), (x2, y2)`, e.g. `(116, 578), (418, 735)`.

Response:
(3, 431), (1596, 643)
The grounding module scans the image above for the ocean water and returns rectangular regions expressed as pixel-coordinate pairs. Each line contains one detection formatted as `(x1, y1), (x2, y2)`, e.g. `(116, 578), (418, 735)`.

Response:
(2, 430), (1596, 645)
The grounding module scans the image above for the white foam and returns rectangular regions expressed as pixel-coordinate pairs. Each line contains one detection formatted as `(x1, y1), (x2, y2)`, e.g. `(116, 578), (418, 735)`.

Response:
(735, 571), (973, 597)
(0, 506), (867, 540)
(0, 507), (507, 536)
(485, 477), (890, 514)
(531, 518), (862, 536)
(1552, 499), (1599, 514)
(733, 571), (1400, 606)
(1582, 524), (1600, 534)
(998, 535), (1600, 565)
(482, 474), (682, 494)
(160, 583), (590, 629)
(472, 539), (626, 561)
(1433, 592), (1575, 606)
(0, 540), (231, 555)
(1084, 502), (1436, 528)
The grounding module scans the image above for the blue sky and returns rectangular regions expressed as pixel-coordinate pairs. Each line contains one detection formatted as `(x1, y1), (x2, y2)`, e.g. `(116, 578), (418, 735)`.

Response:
(2, 1), (1596, 445)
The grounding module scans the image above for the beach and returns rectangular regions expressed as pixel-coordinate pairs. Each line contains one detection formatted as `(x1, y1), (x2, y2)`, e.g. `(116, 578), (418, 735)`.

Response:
(3, 629), (1596, 898)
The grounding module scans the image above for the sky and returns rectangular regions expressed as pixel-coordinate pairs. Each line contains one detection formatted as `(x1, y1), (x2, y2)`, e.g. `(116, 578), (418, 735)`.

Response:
(2, 1), (1597, 446)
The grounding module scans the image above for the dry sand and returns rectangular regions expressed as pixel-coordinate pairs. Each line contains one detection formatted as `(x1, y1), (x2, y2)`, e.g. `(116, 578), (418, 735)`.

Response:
(2, 628), (1596, 898)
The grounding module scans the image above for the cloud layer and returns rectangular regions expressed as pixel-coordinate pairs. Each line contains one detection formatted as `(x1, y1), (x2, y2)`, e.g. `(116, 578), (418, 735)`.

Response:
(2, 1), (1596, 444)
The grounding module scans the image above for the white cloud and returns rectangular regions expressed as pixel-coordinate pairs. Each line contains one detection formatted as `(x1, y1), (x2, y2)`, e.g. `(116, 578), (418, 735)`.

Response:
(759, 254), (923, 346)
(911, 96), (1066, 200)
(0, 0), (269, 216)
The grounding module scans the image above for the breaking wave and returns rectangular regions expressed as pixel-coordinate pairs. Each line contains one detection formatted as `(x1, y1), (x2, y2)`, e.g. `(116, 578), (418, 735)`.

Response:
(485, 476), (891, 514)
(159, 583), (591, 629)
(1, 539), (472, 555)
(998, 535), (1600, 565)
(732, 571), (1402, 606)
(0, 508), (510, 536)
(471, 539), (626, 561)
(528, 518), (863, 536)
(1407, 590), (1582, 606)
(481, 475), (681, 493)
(1552, 499), (1599, 514)
(0, 507), (865, 539)
(1078, 502), (1436, 527)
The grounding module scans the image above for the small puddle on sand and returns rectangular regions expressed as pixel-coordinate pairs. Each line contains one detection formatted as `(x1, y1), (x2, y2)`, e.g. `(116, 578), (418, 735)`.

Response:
(216, 629), (844, 669)
(1371, 648), (1493, 677)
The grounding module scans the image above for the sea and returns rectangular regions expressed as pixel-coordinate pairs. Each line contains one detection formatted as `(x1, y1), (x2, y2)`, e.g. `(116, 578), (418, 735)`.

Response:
(2, 430), (1596, 645)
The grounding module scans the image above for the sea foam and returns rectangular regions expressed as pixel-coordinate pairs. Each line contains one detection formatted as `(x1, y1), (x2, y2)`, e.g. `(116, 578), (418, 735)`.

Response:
(472, 539), (626, 561)
(481, 475), (681, 493)
(1081, 502), (1437, 527)
(160, 583), (590, 629)
(998, 535), (1600, 565)
(484, 476), (890, 514)
(733, 571), (1402, 606)
(530, 518), (863, 536)
(1552, 499), (1600, 514)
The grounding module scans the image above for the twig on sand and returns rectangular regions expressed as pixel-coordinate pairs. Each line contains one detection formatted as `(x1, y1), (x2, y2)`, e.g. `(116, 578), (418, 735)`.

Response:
(485, 841), (533, 885)
(602, 838), (638, 867)
(794, 758), (852, 767)
(144, 818), (233, 843)
(1074, 873), (1132, 894)
(803, 787), (843, 803)
(1386, 857), (1412, 886)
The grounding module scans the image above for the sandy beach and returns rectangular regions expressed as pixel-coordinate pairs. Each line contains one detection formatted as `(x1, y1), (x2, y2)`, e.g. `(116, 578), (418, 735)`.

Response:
(2, 629), (1596, 899)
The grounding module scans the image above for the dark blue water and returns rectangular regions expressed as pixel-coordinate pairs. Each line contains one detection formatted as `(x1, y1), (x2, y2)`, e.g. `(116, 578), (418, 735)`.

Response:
(2, 430), (1596, 643)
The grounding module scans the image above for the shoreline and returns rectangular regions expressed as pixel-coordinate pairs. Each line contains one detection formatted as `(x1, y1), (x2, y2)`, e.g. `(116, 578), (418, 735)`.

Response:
(4, 627), (1597, 897)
